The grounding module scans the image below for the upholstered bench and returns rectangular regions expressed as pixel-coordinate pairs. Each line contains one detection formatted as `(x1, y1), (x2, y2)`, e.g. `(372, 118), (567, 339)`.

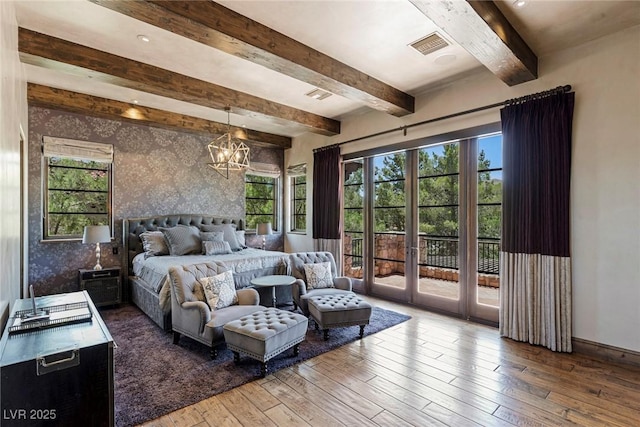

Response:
(308, 294), (372, 341)
(223, 308), (308, 377)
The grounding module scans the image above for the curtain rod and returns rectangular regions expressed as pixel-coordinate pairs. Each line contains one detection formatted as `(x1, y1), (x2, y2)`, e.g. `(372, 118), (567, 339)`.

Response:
(324, 84), (572, 150)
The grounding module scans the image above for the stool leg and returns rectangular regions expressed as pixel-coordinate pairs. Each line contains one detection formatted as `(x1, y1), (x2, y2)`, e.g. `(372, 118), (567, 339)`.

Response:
(359, 324), (365, 339)
(172, 332), (181, 345)
(233, 351), (240, 364)
(261, 362), (268, 377)
(323, 329), (329, 341)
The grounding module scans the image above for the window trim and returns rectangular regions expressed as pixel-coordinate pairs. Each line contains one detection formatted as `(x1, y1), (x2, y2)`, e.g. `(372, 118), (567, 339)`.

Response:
(41, 138), (114, 241)
(289, 174), (306, 233)
(245, 173), (279, 232)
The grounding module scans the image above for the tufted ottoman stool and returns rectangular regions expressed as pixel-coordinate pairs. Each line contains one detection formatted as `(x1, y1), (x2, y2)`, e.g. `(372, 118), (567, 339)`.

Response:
(223, 308), (308, 377)
(308, 294), (372, 341)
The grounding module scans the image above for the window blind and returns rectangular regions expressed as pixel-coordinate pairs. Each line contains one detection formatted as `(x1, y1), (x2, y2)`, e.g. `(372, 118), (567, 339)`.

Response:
(42, 136), (114, 163)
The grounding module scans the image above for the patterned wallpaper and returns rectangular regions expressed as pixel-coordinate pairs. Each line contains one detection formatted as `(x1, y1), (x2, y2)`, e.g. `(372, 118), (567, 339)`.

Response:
(28, 106), (284, 295)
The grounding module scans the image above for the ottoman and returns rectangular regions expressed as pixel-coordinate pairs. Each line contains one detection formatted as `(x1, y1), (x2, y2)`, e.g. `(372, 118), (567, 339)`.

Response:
(308, 294), (372, 341)
(223, 308), (308, 377)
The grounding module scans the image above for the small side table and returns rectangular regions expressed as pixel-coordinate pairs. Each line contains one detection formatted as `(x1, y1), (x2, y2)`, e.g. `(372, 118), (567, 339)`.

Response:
(250, 275), (296, 308)
(78, 267), (121, 307)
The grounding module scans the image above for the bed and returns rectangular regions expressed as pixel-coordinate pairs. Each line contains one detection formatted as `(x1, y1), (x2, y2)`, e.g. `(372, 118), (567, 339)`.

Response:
(123, 214), (290, 331)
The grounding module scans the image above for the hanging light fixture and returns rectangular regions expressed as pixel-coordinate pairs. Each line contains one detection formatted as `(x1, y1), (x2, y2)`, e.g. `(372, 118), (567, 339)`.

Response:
(207, 107), (250, 178)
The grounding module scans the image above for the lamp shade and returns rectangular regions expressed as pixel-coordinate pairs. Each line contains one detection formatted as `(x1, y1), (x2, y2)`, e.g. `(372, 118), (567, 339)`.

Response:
(82, 225), (111, 244)
(256, 222), (273, 236)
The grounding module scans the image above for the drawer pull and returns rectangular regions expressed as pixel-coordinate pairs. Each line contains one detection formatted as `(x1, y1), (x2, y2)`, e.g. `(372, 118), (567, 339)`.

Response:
(37, 349), (80, 375)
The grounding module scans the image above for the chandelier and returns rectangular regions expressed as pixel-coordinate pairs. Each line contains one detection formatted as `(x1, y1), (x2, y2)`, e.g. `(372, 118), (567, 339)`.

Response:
(207, 107), (250, 178)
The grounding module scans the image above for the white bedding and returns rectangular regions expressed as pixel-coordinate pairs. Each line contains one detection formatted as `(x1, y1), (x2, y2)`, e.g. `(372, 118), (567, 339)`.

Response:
(132, 248), (290, 313)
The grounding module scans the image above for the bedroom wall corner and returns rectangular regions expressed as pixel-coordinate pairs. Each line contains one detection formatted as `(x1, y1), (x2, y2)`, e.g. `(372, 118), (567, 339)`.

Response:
(0, 1), (27, 320)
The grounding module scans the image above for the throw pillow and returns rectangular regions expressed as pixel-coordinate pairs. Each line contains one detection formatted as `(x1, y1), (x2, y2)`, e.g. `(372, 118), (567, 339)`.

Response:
(203, 240), (233, 256)
(199, 270), (238, 310)
(303, 262), (334, 290)
(200, 231), (224, 253)
(201, 223), (242, 251)
(235, 230), (247, 248)
(140, 231), (169, 258)
(159, 225), (201, 256)
(200, 231), (224, 242)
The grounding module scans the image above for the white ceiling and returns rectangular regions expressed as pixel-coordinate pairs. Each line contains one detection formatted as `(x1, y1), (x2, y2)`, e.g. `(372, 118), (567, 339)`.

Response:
(14, 0), (640, 139)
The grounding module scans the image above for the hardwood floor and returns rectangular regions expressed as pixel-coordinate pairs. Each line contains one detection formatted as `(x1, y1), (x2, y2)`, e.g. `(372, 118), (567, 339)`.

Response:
(139, 297), (640, 426)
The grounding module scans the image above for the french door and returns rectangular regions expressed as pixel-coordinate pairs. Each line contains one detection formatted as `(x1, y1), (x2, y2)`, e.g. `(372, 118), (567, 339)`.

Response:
(342, 134), (502, 324)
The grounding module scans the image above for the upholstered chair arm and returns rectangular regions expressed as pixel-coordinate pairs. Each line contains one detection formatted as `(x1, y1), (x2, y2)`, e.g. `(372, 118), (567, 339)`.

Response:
(333, 276), (353, 292)
(178, 301), (211, 333)
(237, 288), (260, 306)
(292, 279), (307, 299)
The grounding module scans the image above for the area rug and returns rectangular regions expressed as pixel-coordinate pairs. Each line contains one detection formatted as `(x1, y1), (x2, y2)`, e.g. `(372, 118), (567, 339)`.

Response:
(101, 304), (410, 426)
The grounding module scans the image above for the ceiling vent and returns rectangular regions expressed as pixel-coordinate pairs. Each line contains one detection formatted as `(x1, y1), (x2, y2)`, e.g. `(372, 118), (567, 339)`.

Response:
(409, 32), (449, 56)
(305, 88), (332, 101)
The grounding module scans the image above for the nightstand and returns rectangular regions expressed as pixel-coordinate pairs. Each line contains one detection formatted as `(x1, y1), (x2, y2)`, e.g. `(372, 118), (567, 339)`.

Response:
(78, 267), (121, 307)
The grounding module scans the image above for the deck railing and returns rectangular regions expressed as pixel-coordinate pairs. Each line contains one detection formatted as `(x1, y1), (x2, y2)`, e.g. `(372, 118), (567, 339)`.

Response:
(345, 233), (500, 275)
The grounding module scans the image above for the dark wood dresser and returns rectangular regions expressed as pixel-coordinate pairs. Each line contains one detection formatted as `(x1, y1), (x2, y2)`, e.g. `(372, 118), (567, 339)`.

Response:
(0, 291), (114, 426)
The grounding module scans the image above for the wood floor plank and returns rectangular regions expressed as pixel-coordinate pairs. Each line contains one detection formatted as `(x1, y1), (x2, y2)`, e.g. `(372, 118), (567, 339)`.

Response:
(216, 388), (277, 427)
(237, 381), (280, 412)
(168, 406), (204, 427)
(274, 368), (378, 426)
(421, 402), (483, 427)
(142, 415), (176, 427)
(194, 395), (242, 427)
(260, 378), (344, 427)
(546, 390), (640, 427)
(263, 403), (312, 426)
(370, 410), (418, 427)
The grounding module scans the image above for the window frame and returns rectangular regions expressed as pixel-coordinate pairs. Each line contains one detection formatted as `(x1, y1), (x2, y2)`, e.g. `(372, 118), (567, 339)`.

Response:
(42, 155), (113, 241)
(245, 173), (279, 232)
(289, 174), (306, 233)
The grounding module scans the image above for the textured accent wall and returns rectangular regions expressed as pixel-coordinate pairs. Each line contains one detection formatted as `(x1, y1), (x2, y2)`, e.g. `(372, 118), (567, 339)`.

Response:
(28, 106), (283, 295)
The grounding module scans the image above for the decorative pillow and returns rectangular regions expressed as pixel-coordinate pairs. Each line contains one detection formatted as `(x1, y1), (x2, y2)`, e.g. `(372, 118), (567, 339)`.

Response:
(140, 231), (169, 258)
(199, 270), (238, 310)
(235, 230), (247, 248)
(203, 240), (233, 256)
(200, 231), (224, 253)
(201, 223), (242, 251)
(200, 231), (224, 242)
(159, 225), (201, 256)
(303, 262), (334, 290)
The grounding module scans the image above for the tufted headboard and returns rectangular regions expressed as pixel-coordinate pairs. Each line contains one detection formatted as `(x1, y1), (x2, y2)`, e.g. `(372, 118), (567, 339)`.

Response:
(123, 214), (245, 277)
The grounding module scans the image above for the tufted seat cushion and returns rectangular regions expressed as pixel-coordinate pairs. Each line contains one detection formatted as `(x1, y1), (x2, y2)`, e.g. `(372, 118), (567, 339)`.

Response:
(308, 294), (372, 340)
(223, 308), (308, 363)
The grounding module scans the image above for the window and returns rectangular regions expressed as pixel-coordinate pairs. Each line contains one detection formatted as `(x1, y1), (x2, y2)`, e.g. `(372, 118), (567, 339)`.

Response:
(245, 174), (277, 230)
(42, 137), (113, 240)
(290, 175), (306, 232)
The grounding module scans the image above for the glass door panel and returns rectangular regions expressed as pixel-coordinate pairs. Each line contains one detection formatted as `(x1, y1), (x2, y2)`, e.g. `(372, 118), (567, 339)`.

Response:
(413, 142), (462, 314)
(371, 152), (407, 299)
(471, 135), (502, 321)
(342, 160), (365, 292)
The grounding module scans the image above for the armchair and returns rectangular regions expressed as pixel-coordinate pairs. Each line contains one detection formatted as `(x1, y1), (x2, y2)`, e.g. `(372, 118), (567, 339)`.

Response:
(169, 261), (266, 358)
(289, 252), (354, 315)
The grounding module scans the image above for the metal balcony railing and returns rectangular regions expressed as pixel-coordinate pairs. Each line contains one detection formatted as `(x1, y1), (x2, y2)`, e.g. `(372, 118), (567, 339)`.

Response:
(344, 233), (500, 275)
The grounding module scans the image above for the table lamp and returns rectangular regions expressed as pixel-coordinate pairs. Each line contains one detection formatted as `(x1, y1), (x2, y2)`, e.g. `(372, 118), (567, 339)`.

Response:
(82, 225), (111, 270)
(256, 222), (273, 250)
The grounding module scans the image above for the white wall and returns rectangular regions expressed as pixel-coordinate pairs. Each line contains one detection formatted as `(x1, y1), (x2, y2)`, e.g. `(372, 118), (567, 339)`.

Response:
(287, 25), (640, 352)
(0, 1), (27, 323)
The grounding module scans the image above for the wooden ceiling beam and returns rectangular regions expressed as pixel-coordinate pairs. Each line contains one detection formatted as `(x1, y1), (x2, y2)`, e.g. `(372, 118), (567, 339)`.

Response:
(27, 83), (292, 149)
(409, 0), (538, 86)
(90, 0), (415, 116)
(19, 28), (339, 136)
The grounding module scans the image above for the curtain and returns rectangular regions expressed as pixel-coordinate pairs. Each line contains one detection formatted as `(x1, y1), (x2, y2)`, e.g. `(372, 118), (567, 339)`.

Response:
(313, 146), (342, 270)
(499, 90), (575, 352)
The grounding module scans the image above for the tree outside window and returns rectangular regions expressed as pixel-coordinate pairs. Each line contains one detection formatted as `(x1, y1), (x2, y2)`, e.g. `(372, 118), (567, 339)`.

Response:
(44, 157), (111, 239)
(245, 174), (277, 230)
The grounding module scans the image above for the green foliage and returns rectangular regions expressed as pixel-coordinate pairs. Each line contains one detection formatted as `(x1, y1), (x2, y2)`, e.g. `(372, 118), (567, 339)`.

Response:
(46, 157), (110, 238)
(342, 140), (502, 239)
(246, 174), (276, 229)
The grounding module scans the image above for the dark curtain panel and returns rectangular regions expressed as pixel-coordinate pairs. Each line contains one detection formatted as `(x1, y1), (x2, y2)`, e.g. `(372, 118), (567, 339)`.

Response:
(313, 146), (341, 239)
(501, 92), (575, 257)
